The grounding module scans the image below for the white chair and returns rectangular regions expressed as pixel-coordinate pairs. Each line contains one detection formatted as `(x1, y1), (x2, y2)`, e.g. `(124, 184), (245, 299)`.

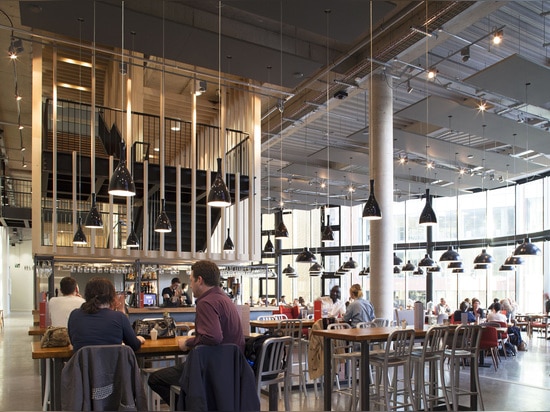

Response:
(327, 322), (358, 407)
(255, 336), (292, 411)
(272, 314), (288, 320)
(278, 319), (307, 396)
(256, 315), (277, 333)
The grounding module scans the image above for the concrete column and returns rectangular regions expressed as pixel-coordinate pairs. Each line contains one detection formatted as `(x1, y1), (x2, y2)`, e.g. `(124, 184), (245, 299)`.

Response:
(369, 72), (394, 321)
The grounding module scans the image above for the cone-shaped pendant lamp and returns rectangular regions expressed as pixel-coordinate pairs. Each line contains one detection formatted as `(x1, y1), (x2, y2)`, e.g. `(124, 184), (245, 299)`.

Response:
(73, 216), (87, 245)
(393, 253), (403, 266)
(504, 254), (524, 266)
(309, 262), (324, 276)
(452, 268), (465, 273)
(283, 263), (296, 277)
(84, 193), (103, 228)
(263, 234), (275, 254)
(418, 254), (436, 267)
(499, 264), (514, 271)
(108, 139), (136, 197)
(335, 265), (347, 275)
(275, 215), (289, 239)
(413, 267), (424, 276)
(513, 237), (541, 257)
(402, 260), (416, 272)
(154, 198), (172, 233)
(126, 221), (139, 248)
(447, 261), (463, 269)
(439, 246), (461, 262)
(362, 179), (382, 220)
(321, 215), (334, 242)
(473, 249), (494, 264)
(419, 188), (437, 226)
(474, 263), (490, 270)
(208, 158), (231, 207)
(343, 256), (358, 269)
(427, 265), (441, 272)
(296, 247), (316, 263)
(393, 266), (401, 274)
(359, 267), (370, 276)
(223, 228), (234, 251)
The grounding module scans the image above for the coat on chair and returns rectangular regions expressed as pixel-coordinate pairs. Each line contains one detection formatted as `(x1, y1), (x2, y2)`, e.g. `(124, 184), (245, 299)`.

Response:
(61, 345), (147, 411)
(177, 344), (259, 412)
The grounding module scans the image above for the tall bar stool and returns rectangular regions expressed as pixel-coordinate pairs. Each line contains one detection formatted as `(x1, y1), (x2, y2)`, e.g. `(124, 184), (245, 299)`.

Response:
(369, 328), (416, 411)
(278, 319), (307, 396)
(411, 325), (451, 411)
(326, 322), (355, 394)
(442, 324), (484, 411)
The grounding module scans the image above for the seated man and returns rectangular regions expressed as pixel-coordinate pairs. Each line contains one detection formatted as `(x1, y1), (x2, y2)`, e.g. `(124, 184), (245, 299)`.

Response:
(48, 277), (85, 327)
(148, 260), (245, 407)
(453, 301), (476, 323)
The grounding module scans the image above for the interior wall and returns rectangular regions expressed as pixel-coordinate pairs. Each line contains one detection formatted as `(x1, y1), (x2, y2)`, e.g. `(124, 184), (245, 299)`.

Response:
(0, 227), (8, 312)
(8, 238), (33, 312)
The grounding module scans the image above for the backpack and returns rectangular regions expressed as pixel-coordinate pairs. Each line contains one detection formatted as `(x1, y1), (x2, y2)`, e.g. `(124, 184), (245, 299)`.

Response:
(245, 330), (284, 379)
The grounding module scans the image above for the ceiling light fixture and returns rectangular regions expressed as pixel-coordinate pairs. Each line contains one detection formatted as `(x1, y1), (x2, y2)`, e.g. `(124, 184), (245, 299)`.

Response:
(427, 67), (437, 79)
(126, 221), (139, 248)
(460, 46), (470, 62)
(493, 29), (503, 45)
(419, 188), (437, 226)
(513, 237), (541, 257)
(321, 214), (334, 242)
(362, 179), (382, 219)
(223, 228), (234, 251)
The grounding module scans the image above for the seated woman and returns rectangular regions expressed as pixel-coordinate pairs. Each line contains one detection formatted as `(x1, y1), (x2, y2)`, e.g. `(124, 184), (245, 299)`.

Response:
(468, 297), (485, 320)
(68, 277), (145, 352)
(343, 284), (376, 327)
(453, 301), (476, 323)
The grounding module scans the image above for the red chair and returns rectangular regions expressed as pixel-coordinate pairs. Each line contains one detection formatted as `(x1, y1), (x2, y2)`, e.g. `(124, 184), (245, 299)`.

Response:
(479, 326), (499, 371)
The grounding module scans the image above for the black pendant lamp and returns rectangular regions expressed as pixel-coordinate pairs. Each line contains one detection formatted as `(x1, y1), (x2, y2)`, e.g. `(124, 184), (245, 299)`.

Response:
(473, 249), (494, 264)
(84, 193), (103, 228)
(274, 219), (289, 239)
(126, 221), (139, 248)
(283, 264), (297, 277)
(362, 179), (382, 220)
(343, 256), (358, 269)
(413, 267), (424, 275)
(263, 234), (275, 254)
(418, 254), (436, 267)
(428, 265), (441, 272)
(108, 139), (136, 197)
(452, 268), (465, 273)
(154, 198), (172, 233)
(447, 261), (463, 269)
(73, 216), (87, 245)
(223, 228), (234, 251)
(296, 247), (316, 263)
(309, 262), (324, 276)
(474, 263), (490, 270)
(402, 260), (416, 272)
(208, 158), (232, 207)
(504, 254), (524, 266)
(321, 215), (334, 242)
(499, 264), (514, 271)
(359, 267), (369, 276)
(335, 265), (347, 275)
(439, 246), (461, 262)
(393, 253), (403, 266)
(419, 188), (437, 226)
(513, 237), (541, 257)
(393, 266), (401, 274)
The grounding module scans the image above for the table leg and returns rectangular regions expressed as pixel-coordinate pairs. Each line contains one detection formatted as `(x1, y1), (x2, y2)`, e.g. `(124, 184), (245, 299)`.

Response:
(268, 383), (278, 410)
(360, 341), (370, 411)
(323, 336), (332, 411)
(52, 358), (64, 410)
(470, 355), (477, 410)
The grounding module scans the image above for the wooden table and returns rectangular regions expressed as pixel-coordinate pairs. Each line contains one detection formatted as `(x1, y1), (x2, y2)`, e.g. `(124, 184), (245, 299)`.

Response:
(32, 338), (184, 410)
(249, 318), (315, 332)
(28, 326), (47, 336)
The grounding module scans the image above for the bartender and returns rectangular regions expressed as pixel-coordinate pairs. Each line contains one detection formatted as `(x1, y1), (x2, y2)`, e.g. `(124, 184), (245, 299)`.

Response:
(162, 277), (181, 307)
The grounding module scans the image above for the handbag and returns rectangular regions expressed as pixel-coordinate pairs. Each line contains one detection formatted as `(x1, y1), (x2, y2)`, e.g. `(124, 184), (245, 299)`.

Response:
(132, 316), (177, 339)
(40, 326), (71, 348)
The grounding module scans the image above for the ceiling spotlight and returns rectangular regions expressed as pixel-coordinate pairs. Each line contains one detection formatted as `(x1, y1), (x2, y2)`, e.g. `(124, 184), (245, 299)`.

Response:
(15, 94), (22, 101)
(398, 155), (408, 164)
(459, 168), (466, 175)
(426, 160), (435, 169)
(427, 67), (437, 79)
(478, 101), (487, 112)
(461, 46), (470, 62)
(493, 29), (503, 45)
(467, 154), (474, 159)
(8, 37), (24, 59)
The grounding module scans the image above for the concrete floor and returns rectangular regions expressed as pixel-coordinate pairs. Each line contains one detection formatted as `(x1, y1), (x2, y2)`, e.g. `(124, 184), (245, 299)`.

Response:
(1, 311), (549, 411)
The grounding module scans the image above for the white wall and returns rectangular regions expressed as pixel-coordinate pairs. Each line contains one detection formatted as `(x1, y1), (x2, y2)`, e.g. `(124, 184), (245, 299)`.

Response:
(7, 238), (34, 312)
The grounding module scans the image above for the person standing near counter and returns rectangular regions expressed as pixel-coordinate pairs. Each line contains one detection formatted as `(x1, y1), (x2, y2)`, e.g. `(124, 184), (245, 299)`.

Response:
(68, 277), (145, 352)
(148, 260), (245, 406)
(48, 276), (85, 327)
(162, 277), (182, 307)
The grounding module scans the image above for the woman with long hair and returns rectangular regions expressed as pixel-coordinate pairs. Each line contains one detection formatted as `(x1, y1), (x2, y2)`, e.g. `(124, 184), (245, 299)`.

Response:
(68, 277), (145, 352)
(343, 284), (376, 327)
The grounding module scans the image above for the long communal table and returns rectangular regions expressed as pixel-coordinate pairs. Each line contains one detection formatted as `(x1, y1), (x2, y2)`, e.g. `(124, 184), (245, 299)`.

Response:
(32, 338), (183, 411)
(312, 325), (481, 412)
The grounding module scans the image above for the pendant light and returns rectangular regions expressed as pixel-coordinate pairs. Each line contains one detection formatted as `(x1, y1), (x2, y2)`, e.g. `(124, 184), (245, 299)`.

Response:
(427, 265), (441, 273)
(439, 246), (461, 262)
(513, 237), (541, 257)
(504, 254), (524, 266)
(108, 3), (135, 197)
(402, 260), (416, 272)
(223, 228), (234, 251)
(343, 256), (358, 269)
(452, 268), (465, 274)
(73, 17), (87, 245)
(499, 264), (514, 271)
(296, 247), (316, 263)
(413, 267), (425, 276)
(335, 265), (347, 276)
(73, 217), (87, 245)
(263, 233), (275, 254)
(283, 263), (296, 277)
(154, 198), (171, 233)
(393, 266), (401, 274)
(419, 188), (437, 225)
(473, 248), (494, 264)
(321, 214), (334, 242)
(85, 193), (103, 228)
(359, 267), (369, 276)
(447, 261), (463, 269)
(274, 211), (289, 239)
(126, 221), (139, 248)
(474, 263), (489, 270)
(362, 179), (382, 219)
(393, 252), (403, 266)
(418, 254), (436, 267)
(309, 262), (324, 277)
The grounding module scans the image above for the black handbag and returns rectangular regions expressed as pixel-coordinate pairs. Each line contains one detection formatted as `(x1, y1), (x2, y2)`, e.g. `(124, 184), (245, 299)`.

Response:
(132, 316), (177, 339)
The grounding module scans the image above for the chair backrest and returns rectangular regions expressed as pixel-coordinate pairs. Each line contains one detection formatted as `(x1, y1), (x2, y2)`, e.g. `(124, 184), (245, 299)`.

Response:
(356, 321), (376, 328)
(421, 325), (449, 357)
(395, 309), (415, 326)
(278, 319), (303, 340)
(372, 318), (390, 327)
(272, 314), (288, 320)
(385, 328), (416, 359)
(327, 322), (353, 352)
(61, 345), (147, 411)
(255, 336), (292, 386)
(257, 315), (277, 321)
(479, 326), (498, 348)
(450, 324), (482, 354)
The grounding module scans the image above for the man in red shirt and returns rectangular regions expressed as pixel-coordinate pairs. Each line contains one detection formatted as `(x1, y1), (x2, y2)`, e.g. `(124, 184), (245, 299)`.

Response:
(148, 260), (245, 406)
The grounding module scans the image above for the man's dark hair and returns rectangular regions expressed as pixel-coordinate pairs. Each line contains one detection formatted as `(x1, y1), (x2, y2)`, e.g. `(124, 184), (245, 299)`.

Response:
(191, 260), (220, 287)
(59, 276), (78, 295)
(171, 277), (181, 285)
(492, 302), (501, 312)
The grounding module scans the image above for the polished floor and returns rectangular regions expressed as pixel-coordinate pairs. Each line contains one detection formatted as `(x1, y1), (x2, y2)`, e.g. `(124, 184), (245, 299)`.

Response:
(1, 311), (549, 411)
